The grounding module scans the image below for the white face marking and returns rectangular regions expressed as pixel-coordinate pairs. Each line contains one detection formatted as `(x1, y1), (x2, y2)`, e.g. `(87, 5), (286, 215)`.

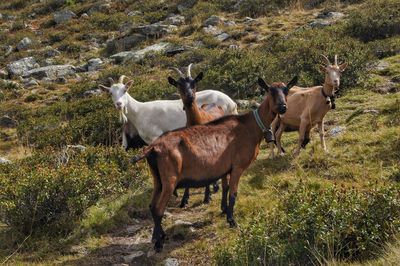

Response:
(109, 83), (128, 110)
(326, 66), (341, 88)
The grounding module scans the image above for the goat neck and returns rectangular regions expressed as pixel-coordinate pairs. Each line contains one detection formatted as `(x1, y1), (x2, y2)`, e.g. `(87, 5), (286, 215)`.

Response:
(124, 93), (142, 123)
(183, 100), (203, 126)
(322, 79), (335, 97)
(248, 96), (276, 143)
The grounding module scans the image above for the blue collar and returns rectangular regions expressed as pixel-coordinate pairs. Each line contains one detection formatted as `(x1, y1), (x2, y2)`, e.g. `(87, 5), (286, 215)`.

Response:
(253, 108), (270, 133)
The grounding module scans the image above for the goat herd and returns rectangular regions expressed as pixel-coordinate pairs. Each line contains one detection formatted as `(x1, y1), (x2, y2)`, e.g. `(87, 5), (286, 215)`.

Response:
(98, 55), (347, 252)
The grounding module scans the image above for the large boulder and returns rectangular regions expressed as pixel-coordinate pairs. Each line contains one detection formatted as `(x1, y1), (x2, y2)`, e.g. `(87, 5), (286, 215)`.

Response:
(7, 57), (39, 77)
(54, 9), (77, 24)
(110, 42), (185, 64)
(23, 65), (76, 80)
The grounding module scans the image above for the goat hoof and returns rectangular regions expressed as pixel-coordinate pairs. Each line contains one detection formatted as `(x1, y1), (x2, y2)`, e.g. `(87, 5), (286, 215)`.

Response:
(213, 184), (219, 193)
(179, 200), (188, 208)
(154, 241), (164, 253)
(228, 218), (237, 228)
(203, 197), (211, 204)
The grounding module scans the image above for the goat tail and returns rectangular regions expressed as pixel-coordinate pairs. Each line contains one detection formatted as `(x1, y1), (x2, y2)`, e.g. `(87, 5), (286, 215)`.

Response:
(131, 146), (153, 164)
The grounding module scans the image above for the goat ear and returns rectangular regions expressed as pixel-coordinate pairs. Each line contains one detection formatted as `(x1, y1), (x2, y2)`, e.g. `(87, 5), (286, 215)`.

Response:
(339, 62), (348, 72)
(318, 64), (326, 73)
(286, 76), (298, 90)
(125, 80), (134, 92)
(168, 76), (178, 87)
(99, 85), (110, 93)
(258, 77), (269, 93)
(194, 72), (204, 83)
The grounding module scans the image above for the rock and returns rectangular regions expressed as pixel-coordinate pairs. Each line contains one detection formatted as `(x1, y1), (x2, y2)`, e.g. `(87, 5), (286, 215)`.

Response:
(309, 20), (332, 28)
(80, 13), (89, 19)
(83, 88), (102, 97)
(123, 251), (145, 263)
(0, 157), (11, 164)
(391, 75), (400, 83)
(0, 115), (16, 128)
(177, 0), (197, 12)
(0, 69), (8, 79)
(88, 1), (112, 15)
(229, 44), (239, 49)
(164, 258), (179, 266)
(54, 9), (77, 24)
(67, 145), (86, 151)
(23, 65), (76, 80)
(7, 57), (38, 77)
(316, 11), (345, 20)
(164, 14), (185, 26)
(44, 59), (55, 66)
(374, 61), (390, 71)
(204, 15), (222, 26)
(216, 32), (230, 42)
(132, 23), (177, 37)
(172, 220), (193, 240)
(44, 46), (61, 57)
(16, 37), (32, 51)
(174, 220), (193, 226)
(363, 109), (379, 114)
(24, 78), (39, 88)
(203, 25), (222, 35)
(224, 20), (236, 27)
(373, 81), (399, 94)
(106, 34), (145, 55)
(87, 58), (103, 71)
(4, 45), (13, 56)
(125, 225), (142, 235)
(329, 126), (346, 137)
(127, 10), (142, 17)
(56, 76), (68, 84)
(111, 42), (181, 64)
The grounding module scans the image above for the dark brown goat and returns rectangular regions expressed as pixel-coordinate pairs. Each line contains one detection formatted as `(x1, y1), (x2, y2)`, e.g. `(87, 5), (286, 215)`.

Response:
(168, 64), (225, 207)
(132, 76), (298, 252)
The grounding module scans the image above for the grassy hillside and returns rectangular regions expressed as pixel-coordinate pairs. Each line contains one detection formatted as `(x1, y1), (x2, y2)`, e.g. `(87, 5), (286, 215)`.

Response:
(0, 0), (399, 265)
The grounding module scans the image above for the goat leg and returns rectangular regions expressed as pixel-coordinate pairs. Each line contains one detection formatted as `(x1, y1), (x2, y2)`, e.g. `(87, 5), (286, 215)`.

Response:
(227, 192), (237, 228)
(203, 185), (211, 204)
(179, 188), (190, 208)
(220, 175), (229, 214)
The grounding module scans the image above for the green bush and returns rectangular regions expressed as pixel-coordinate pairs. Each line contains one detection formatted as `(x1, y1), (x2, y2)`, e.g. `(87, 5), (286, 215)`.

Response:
(345, 0), (400, 42)
(89, 12), (127, 31)
(0, 147), (146, 236)
(216, 182), (400, 265)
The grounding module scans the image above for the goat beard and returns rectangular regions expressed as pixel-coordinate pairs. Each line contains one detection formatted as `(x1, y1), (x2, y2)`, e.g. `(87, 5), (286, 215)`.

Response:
(119, 106), (128, 124)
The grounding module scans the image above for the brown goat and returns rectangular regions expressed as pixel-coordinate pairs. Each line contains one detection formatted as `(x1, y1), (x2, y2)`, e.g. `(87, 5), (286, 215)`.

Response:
(132, 76), (298, 252)
(168, 64), (225, 207)
(270, 55), (348, 157)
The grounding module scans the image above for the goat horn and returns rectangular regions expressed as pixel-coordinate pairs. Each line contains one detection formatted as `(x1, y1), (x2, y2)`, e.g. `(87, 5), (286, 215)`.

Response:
(170, 67), (185, 78)
(119, 75), (127, 84)
(187, 63), (193, 78)
(334, 55), (338, 66)
(321, 54), (331, 66)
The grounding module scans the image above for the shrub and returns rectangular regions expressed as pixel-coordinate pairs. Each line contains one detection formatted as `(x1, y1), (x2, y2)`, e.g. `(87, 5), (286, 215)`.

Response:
(0, 147), (147, 236)
(216, 182), (400, 265)
(89, 12), (127, 31)
(345, 0), (400, 42)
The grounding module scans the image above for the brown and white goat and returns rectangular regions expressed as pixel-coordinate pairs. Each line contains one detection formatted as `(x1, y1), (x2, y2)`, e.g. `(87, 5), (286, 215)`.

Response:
(132, 76), (298, 252)
(270, 55), (348, 157)
(168, 64), (225, 207)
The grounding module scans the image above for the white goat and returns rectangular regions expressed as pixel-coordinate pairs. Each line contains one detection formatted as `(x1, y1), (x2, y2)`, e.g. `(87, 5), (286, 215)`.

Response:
(99, 75), (238, 147)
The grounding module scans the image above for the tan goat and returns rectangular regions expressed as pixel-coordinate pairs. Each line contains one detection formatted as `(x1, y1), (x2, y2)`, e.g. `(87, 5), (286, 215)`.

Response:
(270, 55), (348, 157)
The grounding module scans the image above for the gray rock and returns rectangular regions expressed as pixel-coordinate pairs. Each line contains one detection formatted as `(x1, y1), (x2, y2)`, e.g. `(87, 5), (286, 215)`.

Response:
(127, 10), (142, 17)
(375, 61), (390, 71)
(4, 45), (13, 56)
(123, 251), (145, 263)
(106, 34), (145, 54)
(177, 0), (197, 12)
(203, 25), (222, 35)
(174, 220), (193, 226)
(391, 75), (400, 83)
(0, 157), (11, 164)
(132, 23), (177, 37)
(24, 78), (39, 88)
(216, 32), (230, 42)
(44, 46), (61, 57)
(329, 126), (346, 137)
(164, 258), (179, 266)
(44, 58), (55, 66)
(23, 65), (76, 80)
(87, 58), (103, 71)
(0, 115), (16, 128)
(229, 44), (239, 49)
(54, 9), (77, 24)
(88, 1), (112, 15)
(316, 11), (345, 20)
(56, 77), (68, 84)
(7, 57), (38, 77)
(224, 20), (236, 27)
(84, 88), (102, 97)
(0, 69), (8, 79)
(309, 20), (332, 28)
(111, 42), (178, 64)
(204, 15), (222, 26)
(80, 13), (89, 19)
(373, 81), (399, 94)
(164, 14), (185, 26)
(16, 37), (32, 51)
